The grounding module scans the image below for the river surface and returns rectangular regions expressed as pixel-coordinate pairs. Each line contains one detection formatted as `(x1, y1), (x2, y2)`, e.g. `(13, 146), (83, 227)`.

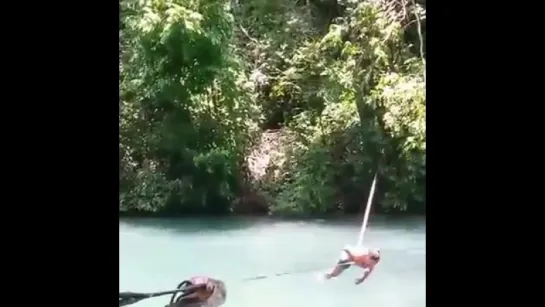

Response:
(120, 216), (425, 307)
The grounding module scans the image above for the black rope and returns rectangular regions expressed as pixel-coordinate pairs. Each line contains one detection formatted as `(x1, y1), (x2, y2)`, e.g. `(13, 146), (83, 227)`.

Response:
(239, 259), (358, 281)
(169, 280), (198, 305)
(119, 281), (205, 307)
(242, 266), (330, 281)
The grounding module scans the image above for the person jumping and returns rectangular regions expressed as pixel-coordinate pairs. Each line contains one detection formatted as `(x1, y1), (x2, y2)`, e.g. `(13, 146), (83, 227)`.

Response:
(325, 245), (380, 285)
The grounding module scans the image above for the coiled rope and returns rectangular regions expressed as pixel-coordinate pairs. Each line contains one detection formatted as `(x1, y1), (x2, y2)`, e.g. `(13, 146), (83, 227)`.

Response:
(119, 281), (205, 307)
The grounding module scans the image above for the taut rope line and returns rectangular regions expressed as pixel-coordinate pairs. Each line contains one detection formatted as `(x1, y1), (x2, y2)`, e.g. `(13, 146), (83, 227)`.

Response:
(356, 171), (378, 246)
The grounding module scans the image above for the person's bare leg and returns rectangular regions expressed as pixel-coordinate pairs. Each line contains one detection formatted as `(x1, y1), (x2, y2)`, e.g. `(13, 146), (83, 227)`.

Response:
(325, 248), (353, 279)
(325, 261), (350, 279)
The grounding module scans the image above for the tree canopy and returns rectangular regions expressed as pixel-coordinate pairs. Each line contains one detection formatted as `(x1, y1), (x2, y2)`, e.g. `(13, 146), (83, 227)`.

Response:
(119, 0), (426, 216)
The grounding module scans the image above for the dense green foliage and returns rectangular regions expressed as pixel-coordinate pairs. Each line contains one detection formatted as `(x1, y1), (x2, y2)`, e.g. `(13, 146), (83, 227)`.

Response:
(119, 0), (426, 216)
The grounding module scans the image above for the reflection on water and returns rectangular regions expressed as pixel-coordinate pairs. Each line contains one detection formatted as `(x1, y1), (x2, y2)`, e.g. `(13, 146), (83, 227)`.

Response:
(120, 216), (425, 307)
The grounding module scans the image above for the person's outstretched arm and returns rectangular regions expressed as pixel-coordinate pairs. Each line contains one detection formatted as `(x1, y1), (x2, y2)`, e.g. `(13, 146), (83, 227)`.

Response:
(355, 267), (374, 285)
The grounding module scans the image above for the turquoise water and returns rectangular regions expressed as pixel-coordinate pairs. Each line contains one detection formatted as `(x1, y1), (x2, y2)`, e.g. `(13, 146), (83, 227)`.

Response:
(120, 217), (425, 307)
